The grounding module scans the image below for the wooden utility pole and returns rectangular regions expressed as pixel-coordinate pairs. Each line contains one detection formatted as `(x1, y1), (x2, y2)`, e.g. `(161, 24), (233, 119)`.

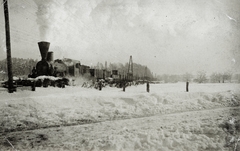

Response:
(3, 0), (16, 93)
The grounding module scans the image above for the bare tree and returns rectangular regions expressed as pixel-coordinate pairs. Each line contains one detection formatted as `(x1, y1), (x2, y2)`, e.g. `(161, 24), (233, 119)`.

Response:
(210, 72), (222, 83)
(196, 71), (207, 83)
(233, 74), (240, 83)
(162, 74), (169, 83)
(222, 71), (232, 83)
(168, 74), (179, 83)
(183, 72), (193, 82)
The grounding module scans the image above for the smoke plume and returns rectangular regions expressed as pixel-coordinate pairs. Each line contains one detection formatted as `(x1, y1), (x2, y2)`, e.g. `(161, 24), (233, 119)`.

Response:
(33, 0), (68, 41)
(31, 0), (239, 74)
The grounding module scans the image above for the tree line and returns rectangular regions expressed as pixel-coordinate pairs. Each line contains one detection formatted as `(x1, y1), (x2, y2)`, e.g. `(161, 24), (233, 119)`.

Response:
(156, 71), (240, 83)
(93, 62), (154, 80)
(0, 58), (38, 78)
(1, 58), (239, 83)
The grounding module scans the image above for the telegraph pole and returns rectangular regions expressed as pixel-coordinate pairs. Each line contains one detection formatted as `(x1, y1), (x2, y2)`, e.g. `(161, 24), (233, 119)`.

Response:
(3, 0), (16, 93)
(127, 55), (133, 81)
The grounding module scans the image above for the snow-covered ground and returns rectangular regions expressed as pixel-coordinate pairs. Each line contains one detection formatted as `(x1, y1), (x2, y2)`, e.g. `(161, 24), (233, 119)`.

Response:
(0, 82), (239, 151)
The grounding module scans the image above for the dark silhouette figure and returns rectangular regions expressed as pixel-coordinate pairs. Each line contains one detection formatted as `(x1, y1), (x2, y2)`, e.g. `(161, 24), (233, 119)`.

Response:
(99, 81), (102, 91)
(123, 80), (126, 92)
(31, 81), (36, 91)
(186, 81), (189, 92)
(30, 67), (37, 78)
(147, 82), (150, 93)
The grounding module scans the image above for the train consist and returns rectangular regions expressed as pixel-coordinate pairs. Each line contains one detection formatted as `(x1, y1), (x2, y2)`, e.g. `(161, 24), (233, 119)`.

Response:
(27, 41), (132, 88)
(1, 41), (138, 90)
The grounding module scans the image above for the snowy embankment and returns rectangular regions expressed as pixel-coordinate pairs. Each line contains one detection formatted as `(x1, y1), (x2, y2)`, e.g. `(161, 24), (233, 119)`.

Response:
(0, 83), (239, 133)
(0, 83), (239, 150)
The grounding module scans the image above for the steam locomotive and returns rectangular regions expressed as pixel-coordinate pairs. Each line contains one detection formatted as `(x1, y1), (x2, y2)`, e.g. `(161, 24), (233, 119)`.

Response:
(27, 41), (130, 88)
(29, 41), (89, 78)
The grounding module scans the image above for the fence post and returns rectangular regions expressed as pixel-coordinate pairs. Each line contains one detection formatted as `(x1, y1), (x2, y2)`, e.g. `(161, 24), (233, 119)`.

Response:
(186, 81), (189, 92)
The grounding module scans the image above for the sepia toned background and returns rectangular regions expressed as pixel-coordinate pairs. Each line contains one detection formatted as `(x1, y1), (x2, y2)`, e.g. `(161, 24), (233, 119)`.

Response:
(0, 0), (239, 75)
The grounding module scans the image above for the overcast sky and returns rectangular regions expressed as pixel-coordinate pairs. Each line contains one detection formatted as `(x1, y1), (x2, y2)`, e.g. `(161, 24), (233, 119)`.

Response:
(0, 0), (239, 75)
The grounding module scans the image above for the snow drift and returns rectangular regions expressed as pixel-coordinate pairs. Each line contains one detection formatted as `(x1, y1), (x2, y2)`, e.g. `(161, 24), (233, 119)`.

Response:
(0, 83), (239, 150)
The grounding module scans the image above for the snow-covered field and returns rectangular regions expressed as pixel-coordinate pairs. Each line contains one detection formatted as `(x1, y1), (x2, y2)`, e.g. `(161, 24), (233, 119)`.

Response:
(0, 82), (240, 151)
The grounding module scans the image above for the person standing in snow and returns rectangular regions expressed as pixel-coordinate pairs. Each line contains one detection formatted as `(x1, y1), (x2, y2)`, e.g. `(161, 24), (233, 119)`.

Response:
(31, 80), (36, 91)
(98, 80), (102, 91)
(146, 81), (150, 92)
(123, 80), (126, 92)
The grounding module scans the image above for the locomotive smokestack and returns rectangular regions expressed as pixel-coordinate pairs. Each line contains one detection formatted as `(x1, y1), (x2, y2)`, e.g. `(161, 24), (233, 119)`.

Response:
(47, 51), (53, 62)
(38, 41), (50, 61)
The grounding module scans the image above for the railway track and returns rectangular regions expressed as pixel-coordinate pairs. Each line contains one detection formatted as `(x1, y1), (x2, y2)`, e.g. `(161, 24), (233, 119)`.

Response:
(1, 106), (239, 150)
(1, 105), (239, 136)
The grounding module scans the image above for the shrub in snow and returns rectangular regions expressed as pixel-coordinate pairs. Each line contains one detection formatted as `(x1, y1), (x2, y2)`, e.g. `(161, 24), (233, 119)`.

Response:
(220, 117), (240, 151)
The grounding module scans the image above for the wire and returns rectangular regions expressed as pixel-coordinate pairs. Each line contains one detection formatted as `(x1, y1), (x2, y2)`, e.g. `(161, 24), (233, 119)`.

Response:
(1, 0), (7, 6)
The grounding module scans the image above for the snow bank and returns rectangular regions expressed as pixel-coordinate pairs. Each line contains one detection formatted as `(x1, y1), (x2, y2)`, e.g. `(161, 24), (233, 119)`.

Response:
(0, 83), (239, 150)
(0, 83), (239, 132)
